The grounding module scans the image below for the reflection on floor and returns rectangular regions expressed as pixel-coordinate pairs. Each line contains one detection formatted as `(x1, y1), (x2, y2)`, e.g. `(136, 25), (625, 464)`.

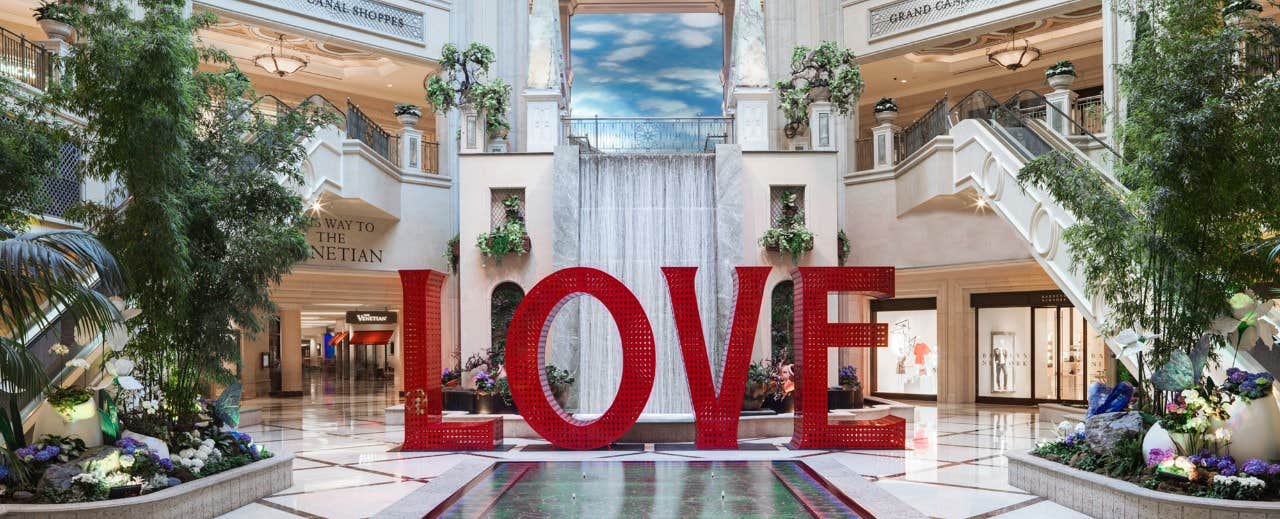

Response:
(219, 377), (1089, 519)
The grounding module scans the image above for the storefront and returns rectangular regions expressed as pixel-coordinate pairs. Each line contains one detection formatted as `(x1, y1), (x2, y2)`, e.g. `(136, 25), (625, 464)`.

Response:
(870, 298), (939, 400)
(973, 291), (1114, 404)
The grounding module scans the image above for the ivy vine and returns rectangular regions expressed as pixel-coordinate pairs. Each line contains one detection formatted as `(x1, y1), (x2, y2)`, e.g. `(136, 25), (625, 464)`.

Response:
(760, 190), (814, 264)
(476, 195), (529, 263)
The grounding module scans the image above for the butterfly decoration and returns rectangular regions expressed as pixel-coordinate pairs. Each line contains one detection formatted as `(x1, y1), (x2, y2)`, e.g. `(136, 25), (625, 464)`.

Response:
(207, 382), (242, 428)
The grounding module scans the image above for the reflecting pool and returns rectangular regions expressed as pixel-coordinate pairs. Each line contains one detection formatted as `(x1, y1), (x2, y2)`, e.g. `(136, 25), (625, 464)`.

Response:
(430, 460), (868, 518)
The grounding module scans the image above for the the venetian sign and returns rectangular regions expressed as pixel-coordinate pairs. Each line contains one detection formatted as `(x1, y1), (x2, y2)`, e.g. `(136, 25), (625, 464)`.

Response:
(280, 0), (424, 42)
(346, 311), (396, 324)
(869, 0), (1017, 39)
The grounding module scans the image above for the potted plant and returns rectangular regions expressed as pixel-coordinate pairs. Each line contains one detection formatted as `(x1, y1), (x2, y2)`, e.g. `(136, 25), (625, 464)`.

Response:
(842, 365), (866, 408)
(394, 104), (421, 127)
(443, 234), (459, 273)
(47, 386), (94, 422)
(873, 98), (899, 124)
(440, 368), (473, 413)
(776, 41), (864, 139)
(1044, 60), (1077, 91)
(764, 358), (795, 414)
(837, 229), (851, 266)
(743, 361), (770, 411)
(546, 365), (575, 410)
(472, 369), (506, 414)
(1222, 367), (1279, 461)
(1224, 0), (1263, 25)
(33, 0), (76, 42)
(476, 195), (531, 264)
(426, 43), (511, 151)
(760, 190), (814, 264)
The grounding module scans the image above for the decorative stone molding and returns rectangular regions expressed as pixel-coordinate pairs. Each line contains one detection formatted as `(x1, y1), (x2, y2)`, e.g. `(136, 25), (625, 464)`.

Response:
(0, 453), (292, 519)
(1009, 450), (1280, 519)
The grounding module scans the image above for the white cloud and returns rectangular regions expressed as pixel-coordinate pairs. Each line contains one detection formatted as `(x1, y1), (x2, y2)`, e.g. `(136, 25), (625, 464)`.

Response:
(570, 90), (626, 117)
(657, 67), (724, 91)
(672, 29), (714, 48)
(576, 21), (621, 34)
(603, 45), (653, 63)
(678, 14), (720, 28)
(571, 38), (598, 51)
(618, 30), (650, 45)
(638, 98), (695, 116)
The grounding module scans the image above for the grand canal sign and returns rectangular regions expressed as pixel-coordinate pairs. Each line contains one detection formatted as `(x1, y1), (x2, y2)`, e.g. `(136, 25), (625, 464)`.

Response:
(397, 266), (908, 451)
(869, 0), (1018, 39)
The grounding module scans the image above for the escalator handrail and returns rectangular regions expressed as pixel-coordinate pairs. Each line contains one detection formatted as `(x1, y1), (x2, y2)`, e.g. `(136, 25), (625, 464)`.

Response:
(1004, 89), (1121, 162)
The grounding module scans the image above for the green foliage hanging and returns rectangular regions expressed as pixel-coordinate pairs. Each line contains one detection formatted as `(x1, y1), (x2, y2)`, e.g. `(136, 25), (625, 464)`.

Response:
(476, 195), (529, 263)
(775, 41), (864, 139)
(760, 190), (814, 264)
(50, 0), (335, 429)
(425, 43), (511, 136)
(1017, 0), (1280, 367)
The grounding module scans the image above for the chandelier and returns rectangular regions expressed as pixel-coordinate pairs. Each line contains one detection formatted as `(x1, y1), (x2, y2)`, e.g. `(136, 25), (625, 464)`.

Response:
(253, 35), (308, 77)
(987, 30), (1041, 71)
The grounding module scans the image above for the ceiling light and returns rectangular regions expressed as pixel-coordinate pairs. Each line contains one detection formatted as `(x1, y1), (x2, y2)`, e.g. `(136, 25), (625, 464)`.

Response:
(987, 30), (1040, 71)
(253, 35), (308, 77)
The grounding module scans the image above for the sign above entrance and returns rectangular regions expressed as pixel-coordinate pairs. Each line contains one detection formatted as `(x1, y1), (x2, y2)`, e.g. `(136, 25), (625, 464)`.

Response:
(869, 0), (1017, 39)
(278, 0), (425, 42)
(346, 311), (397, 324)
(307, 217), (386, 266)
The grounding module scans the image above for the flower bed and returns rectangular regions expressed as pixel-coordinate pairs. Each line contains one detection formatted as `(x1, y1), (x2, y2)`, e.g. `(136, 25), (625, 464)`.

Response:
(0, 451), (291, 519)
(1010, 449), (1280, 519)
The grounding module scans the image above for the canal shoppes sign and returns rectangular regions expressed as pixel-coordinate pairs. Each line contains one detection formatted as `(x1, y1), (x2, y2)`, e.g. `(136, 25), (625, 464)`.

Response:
(398, 266), (908, 451)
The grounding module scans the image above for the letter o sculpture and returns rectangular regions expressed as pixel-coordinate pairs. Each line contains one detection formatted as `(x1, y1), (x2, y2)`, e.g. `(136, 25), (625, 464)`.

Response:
(504, 267), (656, 450)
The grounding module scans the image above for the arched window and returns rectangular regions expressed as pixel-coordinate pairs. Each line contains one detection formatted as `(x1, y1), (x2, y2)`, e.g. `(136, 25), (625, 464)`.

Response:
(490, 282), (525, 366)
(771, 281), (794, 364)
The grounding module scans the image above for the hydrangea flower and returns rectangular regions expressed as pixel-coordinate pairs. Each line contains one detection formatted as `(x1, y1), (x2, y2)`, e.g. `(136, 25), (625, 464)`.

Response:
(1243, 458), (1269, 476)
(1147, 448), (1175, 467)
(1218, 459), (1239, 476)
(0, 465), (9, 481)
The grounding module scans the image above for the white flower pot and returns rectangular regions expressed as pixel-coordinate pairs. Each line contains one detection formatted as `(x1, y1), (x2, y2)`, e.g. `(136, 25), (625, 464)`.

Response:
(38, 19), (74, 42)
(396, 113), (420, 128)
(1046, 74), (1076, 92)
(34, 397), (101, 447)
(874, 110), (899, 125)
(1225, 393), (1280, 462)
(1143, 421), (1177, 456)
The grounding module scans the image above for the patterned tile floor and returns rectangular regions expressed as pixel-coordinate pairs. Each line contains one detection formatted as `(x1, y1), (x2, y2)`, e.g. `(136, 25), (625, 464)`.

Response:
(218, 375), (1090, 518)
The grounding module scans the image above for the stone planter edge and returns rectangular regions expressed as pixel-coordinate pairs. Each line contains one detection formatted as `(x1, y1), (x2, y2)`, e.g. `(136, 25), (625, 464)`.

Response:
(0, 452), (293, 519)
(1007, 449), (1280, 519)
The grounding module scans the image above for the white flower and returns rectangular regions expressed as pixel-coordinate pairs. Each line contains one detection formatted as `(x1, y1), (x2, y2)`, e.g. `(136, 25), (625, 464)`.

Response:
(1114, 327), (1159, 359)
(1055, 420), (1074, 438)
(119, 454), (135, 468)
(66, 359), (90, 370)
(48, 344), (69, 356)
(1214, 292), (1279, 350)
(71, 473), (98, 484)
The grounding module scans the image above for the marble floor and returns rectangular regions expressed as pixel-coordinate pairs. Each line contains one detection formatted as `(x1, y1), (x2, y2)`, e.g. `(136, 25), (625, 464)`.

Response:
(218, 375), (1089, 519)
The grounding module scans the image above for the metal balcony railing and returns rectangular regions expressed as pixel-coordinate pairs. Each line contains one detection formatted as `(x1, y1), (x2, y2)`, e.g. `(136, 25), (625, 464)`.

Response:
(895, 98), (950, 163)
(347, 100), (394, 163)
(855, 137), (875, 172)
(562, 116), (733, 153)
(422, 140), (439, 175)
(0, 26), (52, 91)
(1074, 95), (1105, 135)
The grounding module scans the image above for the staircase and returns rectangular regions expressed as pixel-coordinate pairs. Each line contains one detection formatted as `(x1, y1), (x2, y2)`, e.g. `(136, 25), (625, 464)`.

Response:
(895, 89), (1268, 377)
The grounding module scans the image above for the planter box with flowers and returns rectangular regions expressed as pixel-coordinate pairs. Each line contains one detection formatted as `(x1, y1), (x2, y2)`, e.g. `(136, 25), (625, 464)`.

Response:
(394, 104), (421, 128)
(743, 361), (770, 411)
(476, 194), (531, 265)
(1044, 60), (1077, 91)
(760, 190), (814, 264)
(873, 98), (899, 124)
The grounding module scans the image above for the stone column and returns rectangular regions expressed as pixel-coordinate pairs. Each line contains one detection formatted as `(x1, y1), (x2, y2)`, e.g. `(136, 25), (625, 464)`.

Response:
(1102, 0), (1134, 139)
(1044, 82), (1078, 136)
(279, 307), (303, 397)
(729, 0), (771, 151)
(459, 108), (487, 154)
(808, 101), (837, 151)
(398, 125), (424, 173)
(524, 0), (565, 153)
(434, 112), (450, 176)
(872, 120), (899, 168)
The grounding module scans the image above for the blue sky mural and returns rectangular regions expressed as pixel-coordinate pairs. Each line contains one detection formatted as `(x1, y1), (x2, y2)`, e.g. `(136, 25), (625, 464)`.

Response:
(570, 13), (724, 117)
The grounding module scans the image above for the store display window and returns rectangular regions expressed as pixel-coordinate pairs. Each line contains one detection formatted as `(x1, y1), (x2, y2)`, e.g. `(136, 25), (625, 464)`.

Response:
(871, 298), (938, 398)
(973, 291), (1114, 404)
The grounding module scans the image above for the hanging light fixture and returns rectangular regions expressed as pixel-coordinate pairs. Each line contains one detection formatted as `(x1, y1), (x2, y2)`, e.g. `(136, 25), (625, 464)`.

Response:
(987, 29), (1041, 71)
(253, 35), (308, 77)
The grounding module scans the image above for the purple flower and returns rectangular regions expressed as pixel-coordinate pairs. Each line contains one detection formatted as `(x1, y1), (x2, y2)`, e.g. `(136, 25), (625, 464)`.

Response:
(1147, 448), (1175, 467)
(1218, 459), (1239, 476)
(1243, 458), (1269, 476)
(33, 449), (54, 462)
(14, 447), (34, 460)
(158, 457), (174, 472)
(1203, 455), (1221, 467)
(0, 465), (9, 480)
(1268, 464), (1280, 476)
